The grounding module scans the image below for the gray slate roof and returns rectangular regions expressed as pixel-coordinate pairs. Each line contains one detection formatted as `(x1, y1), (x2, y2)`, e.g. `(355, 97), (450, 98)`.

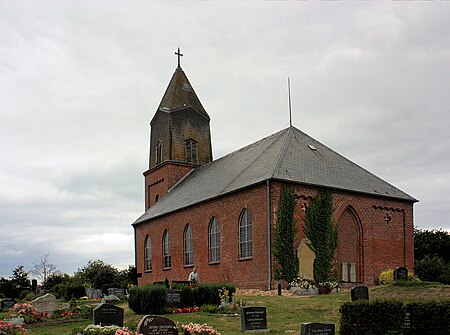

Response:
(134, 126), (416, 225)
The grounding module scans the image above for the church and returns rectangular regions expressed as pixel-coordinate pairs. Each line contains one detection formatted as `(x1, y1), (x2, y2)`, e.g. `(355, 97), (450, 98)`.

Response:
(133, 52), (417, 289)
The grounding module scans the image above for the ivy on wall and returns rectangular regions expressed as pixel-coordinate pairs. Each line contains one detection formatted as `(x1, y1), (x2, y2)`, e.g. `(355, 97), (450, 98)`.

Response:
(273, 185), (299, 283)
(303, 188), (338, 283)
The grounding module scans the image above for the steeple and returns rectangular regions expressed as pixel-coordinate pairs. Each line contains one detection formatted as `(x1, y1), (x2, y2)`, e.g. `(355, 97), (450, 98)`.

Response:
(144, 50), (213, 209)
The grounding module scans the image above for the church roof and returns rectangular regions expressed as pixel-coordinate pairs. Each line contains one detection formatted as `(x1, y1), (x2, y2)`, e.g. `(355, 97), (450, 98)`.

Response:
(134, 126), (416, 225)
(154, 67), (209, 120)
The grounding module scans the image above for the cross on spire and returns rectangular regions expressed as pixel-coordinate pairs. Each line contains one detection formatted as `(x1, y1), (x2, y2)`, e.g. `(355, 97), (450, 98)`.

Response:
(175, 47), (183, 69)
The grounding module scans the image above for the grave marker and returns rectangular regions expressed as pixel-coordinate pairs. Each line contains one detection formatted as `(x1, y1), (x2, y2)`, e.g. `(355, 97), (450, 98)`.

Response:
(394, 267), (408, 281)
(31, 293), (57, 314)
(93, 303), (124, 326)
(301, 322), (335, 335)
(351, 286), (369, 301)
(1, 298), (16, 309)
(166, 289), (182, 308)
(241, 306), (269, 332)
(107, 288), (125, 298)
(137, 315), (178, 335)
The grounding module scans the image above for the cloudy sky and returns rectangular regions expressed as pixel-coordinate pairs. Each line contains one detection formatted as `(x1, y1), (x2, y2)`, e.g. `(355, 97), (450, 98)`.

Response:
(1, 1), (449, 279)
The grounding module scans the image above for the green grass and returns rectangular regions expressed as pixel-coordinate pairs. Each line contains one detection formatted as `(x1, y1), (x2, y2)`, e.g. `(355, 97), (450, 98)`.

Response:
(6, 283), (449, 335)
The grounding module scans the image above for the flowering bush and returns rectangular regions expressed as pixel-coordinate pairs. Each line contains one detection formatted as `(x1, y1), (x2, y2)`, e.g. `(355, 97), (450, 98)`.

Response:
(379, 268), (394, 285)
(0, 321), (28, 335)
(181, 323), (220, 335)
(81, 324), (120, 335)
(9, 303), (50, 323)
(288, 276), (317, 290)
(173, 307), (200, 314)
(114, 327), (142, 335)
(317, 281), (339, 291)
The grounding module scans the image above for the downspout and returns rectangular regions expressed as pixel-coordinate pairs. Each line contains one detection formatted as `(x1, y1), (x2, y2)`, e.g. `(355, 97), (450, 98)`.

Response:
(403, 209), (406, 268)
(133, 225), (138, 285)
(267, 180), (272, 290)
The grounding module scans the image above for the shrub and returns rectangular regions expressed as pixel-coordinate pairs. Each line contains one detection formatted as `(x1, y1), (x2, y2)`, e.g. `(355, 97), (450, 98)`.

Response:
(340, 300), (405, 335)
(406, 300), (450, 334)
(193, 284), (235, 306)
(80, 324), (120, 335)
(378, 269), (394, 285)
(200, 304), (221, 314)
(102, 295), (120, 305)
(415, 255), (450, 284)
(180, 285), (195, 308)
(128, 285), (167, 314)
(0, 321), (28, 335)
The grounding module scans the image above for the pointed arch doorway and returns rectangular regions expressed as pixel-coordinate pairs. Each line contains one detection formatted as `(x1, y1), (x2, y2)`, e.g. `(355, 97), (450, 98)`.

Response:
(337, 207), (363, 283)
(297, 239), (315, 280)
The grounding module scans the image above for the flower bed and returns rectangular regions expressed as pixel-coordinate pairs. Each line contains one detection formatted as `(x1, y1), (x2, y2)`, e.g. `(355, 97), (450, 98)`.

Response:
(173, 307), (200, 314)
(8, 303), (88, 324)
(181, 323), (220, 335)
(0, 321), (28, 335)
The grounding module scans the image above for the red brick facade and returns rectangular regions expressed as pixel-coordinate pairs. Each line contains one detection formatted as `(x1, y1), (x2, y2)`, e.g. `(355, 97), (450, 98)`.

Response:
(134, 180), (414, 289)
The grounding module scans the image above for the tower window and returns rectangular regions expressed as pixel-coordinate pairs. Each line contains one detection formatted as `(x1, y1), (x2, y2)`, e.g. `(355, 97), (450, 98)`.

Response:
(156, 141), (163, 165)
(185, 139), (197, 164)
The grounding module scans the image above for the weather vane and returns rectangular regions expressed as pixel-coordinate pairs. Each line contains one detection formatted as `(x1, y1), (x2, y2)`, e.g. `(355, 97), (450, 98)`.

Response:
(175, 47), (183, 69)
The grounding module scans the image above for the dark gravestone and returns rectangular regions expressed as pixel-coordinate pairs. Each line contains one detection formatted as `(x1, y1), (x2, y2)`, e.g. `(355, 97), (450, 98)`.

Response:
(403, 311), (412, 335)
(351, 286), (369, 301)
(301, 322), (335, 335)
(166, 289), (182, 308)
(93, 303), (124, 326)
(137, 315), (178, 335)
(107, 288), (125, 298)
(241, 306), (269, 332)
(31, 279), (37, 293)
(394, 267), (408, 281)
(1, 298), (16, 309)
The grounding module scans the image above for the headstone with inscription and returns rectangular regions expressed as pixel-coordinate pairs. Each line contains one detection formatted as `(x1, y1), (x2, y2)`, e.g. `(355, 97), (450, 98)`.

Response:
(31, 293), (57, 314)
(93, 303), (124, 326)
(87, 287), (103, 299)
(137, 315), (178, 335)
(301, 322), (335, 335)
(166, 289), (182, 308)
(394, 267), (408, 281)
(241, 306), (269, 332)
(107, 288), (125, 298)
(1, 298), (16, 309)
(351, 286), (369, 301)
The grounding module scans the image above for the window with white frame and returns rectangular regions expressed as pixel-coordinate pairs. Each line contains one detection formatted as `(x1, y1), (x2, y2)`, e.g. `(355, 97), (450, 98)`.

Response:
(239, 208), (253, 259)
(209, 218), (220, 263)
(163, 230), (171, 269)
(144, 235), (152, 272)
(184, 224), (194, 266)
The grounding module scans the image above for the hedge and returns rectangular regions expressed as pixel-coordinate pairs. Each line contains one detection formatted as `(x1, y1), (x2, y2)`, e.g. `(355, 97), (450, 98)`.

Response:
(128, 285), (167, 314)
(339, 299), (450, 335)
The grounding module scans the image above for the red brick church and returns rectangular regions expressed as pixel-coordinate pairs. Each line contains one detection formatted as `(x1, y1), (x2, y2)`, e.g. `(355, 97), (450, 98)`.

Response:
(133, 55), (417, 289)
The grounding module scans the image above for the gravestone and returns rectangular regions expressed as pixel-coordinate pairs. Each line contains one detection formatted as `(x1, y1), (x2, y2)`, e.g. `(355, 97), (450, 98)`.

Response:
(301, 322), (335, 335)
(107, 288), (125, 298)
(351, 286), (369, 301)
(394, 267), (408, 281)
(93, 303), (124, 326)
(166, 289), (182, 308)
(87, 287), (103, 299)
(1, 298), (16, 309)
(403, 311), (412, 335)
(137, 315), (178, 335)
(31, 293), (57, 314)
(241, 306), (269, 332)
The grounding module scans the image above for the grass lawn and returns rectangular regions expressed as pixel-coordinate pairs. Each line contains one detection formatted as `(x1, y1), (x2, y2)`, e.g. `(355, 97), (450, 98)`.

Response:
(10, 283), (450, 335)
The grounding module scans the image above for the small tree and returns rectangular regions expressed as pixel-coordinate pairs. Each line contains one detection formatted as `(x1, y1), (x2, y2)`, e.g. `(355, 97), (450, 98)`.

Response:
(74, 260), (119, 289)
(303, 189), (338, 284)
(31, 253), (58, 283)
(10, 265), (31, 297)
(273, 185), (299, 283)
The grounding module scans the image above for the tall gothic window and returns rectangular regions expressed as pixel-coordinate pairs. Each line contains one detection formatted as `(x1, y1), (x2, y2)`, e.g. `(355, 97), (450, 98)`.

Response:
(184, 224), (194, 266)
(239, 208), (253, 259)
(156, 141), (163, 165)
(163, 230), (171, 269)
(144, 236), (152, 272)
(185, 139), (197, 164)
(209, 218), (220, 263)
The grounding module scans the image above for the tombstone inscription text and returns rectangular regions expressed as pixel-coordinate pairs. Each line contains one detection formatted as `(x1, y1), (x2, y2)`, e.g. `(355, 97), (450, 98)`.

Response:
(93, 303), (124, 326)
(241, 306), (268, 332)
(301, 322), (335, 335)
(166, 289), (182, 308)
(137, 315), (178, 335)
(351, 286), (369, 301)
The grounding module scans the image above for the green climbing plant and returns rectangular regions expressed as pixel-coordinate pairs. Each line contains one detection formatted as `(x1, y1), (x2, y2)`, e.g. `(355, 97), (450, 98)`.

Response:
(273, 185), (299, 283)
(303, 189), (338, 283)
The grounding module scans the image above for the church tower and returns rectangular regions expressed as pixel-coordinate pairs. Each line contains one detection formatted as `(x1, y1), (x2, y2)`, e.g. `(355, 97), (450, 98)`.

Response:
(144, 49), (212, 209)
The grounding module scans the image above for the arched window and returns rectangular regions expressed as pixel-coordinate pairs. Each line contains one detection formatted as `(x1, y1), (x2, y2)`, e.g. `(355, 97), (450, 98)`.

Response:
(209, 218), (220, 263)
(185, 139), (197, 164)
(184, 224), (194, 266)
(163, 230), (171, 269)
(144, 236), (152, 272)
(239, 208), (253, 259)
(156, 141), (163, 165)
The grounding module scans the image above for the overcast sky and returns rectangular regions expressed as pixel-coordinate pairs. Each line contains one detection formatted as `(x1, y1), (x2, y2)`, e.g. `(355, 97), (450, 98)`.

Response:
(1, 1), (449, 279)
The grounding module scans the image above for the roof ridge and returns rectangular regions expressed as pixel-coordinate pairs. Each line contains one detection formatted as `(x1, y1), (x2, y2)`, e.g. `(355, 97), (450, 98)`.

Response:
(271, 126), (294, 179)
(219, 130), (287, 195)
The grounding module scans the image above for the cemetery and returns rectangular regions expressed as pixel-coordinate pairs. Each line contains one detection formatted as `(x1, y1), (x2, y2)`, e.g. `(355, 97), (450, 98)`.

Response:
(0, 278), (449, 335)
